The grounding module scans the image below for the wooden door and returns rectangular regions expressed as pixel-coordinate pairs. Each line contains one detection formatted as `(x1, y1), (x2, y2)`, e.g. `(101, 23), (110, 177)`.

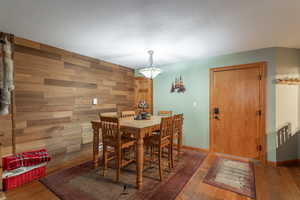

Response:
(210, 62), (266, 161)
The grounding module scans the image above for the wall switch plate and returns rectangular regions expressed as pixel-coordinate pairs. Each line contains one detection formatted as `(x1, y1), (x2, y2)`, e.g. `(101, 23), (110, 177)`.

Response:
(92, 98), (98, 105)
(193, 102), (197, 107)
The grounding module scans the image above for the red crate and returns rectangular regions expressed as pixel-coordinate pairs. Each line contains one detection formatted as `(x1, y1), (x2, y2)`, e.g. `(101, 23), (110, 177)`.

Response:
(3, 166), (46, 191)
(3, 149), (51, 171)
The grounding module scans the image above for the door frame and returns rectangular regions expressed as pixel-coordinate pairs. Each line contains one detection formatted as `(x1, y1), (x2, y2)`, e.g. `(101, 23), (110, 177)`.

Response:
(209, 62), (267, 163)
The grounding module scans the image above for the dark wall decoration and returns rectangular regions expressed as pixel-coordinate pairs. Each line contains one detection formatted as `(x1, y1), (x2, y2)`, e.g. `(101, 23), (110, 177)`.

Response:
(171, 75), (186, 93)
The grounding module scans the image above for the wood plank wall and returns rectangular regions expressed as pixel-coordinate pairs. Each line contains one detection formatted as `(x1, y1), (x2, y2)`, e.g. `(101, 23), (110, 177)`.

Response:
(134, 77), (153, 114)
(0, 115), (12, 155)
(11, 37), (135, 157)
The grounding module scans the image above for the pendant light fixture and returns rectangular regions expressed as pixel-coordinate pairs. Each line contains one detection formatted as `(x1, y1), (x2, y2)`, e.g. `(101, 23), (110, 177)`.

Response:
(138, 50), (162, 79)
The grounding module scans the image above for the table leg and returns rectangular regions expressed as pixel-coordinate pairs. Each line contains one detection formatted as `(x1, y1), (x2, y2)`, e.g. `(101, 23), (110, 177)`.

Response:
(92, 125), (100, 168)
(136, 134), (144, 189)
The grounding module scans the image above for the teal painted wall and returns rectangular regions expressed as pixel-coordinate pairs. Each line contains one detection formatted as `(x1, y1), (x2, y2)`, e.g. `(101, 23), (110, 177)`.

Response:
(151, 48), (277, 161)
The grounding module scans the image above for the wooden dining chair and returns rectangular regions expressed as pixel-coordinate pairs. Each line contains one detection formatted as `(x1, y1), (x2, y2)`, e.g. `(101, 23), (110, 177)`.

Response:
(100, 116), (136, 182)
(121, 110), (135, 118)
(172, 114), (184, 167)
(144, 116), (174, 181)
(158, 110), (173, 117)
(100, 112), (118, 118)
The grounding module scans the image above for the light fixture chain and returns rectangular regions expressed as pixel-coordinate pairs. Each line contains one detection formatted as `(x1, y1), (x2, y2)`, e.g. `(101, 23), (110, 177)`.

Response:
(148, 50), (154, 67)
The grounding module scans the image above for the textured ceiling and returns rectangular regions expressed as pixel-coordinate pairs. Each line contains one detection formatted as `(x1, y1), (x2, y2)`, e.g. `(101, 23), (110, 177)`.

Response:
(1, 0), (300, 68)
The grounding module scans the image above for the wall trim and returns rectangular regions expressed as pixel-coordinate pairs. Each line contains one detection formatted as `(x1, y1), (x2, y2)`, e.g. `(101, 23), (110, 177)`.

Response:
(182, 145), (209, 153)
(182, 145), (300, 167)
(267, 159), (300, 167)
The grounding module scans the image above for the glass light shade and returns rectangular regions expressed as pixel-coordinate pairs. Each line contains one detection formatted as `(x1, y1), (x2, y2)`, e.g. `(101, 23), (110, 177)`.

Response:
(139, 67), (162, 79)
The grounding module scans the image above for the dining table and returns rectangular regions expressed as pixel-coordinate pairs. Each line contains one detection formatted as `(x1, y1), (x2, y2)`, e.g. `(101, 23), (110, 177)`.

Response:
(91, 114), (162, 189)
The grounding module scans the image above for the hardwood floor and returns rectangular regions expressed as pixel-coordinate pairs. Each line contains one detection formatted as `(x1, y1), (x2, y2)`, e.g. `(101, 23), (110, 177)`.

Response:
(178, 154), (300, 200)
(5, 144), (93, 200)
(5, 150), (300, 200)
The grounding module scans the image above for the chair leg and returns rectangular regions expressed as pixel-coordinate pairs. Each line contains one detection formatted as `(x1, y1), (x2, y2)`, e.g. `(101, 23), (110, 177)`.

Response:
(158, 147), (163, 181)
(168, 144), (172, 169)
(150, 145), (154, 168)
(122, 148), (126, 160)
(116, 146), (122, 182)
(171, 141), (175, 168)
(129, 146), (133, 161)
(103, 144), (108, 176)
(178, 134), (182, 160)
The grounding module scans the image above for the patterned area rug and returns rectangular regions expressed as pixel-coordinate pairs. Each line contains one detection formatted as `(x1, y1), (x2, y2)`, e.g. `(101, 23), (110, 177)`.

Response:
(203, 157), (256, 199)
(40, 150), (207, 200)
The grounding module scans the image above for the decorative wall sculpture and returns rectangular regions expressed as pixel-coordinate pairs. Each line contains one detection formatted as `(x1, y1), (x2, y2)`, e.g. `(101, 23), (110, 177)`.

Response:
(171, 75), (186, 93)
(0, 34), (15, 115)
